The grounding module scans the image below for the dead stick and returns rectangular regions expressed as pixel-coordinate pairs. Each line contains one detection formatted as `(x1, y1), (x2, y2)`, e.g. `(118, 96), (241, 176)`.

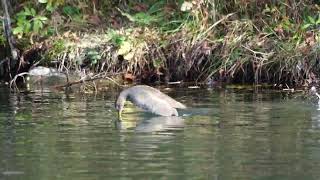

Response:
(53, 75), (123, 88)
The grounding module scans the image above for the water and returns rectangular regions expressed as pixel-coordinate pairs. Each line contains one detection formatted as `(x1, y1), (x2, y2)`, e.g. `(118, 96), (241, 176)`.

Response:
(1, 85), (320, 180)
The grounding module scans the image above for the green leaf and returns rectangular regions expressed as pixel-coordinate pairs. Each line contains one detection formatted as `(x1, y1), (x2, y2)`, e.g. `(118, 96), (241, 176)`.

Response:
(17, 19), (27, 27)
(46, 3), (55, 12)
(87, 50), (102, 64)
(106, 30), (127, 46)
(25, 22), (32, 33)
(308, 16), (315, 24)
(316, 15), (320, 24)
(13, 27), (24, 35)
(16, 11), (26, 18)
(23, 7), (32, 16)
(302, 23), (311, 30)
(115, 36), (126, 46)
(33, 20), (43, 33)
(46, 27), (54, 36)
(30, 8), (36, 16)
(37, 16), (48, 22)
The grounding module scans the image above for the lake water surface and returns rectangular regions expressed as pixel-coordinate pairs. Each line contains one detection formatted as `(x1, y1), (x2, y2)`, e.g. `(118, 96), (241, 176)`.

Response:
(1, 85), (320, 180)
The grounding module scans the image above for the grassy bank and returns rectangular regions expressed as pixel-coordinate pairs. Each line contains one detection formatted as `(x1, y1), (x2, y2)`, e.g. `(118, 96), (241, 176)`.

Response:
(1, 0), (319, 86)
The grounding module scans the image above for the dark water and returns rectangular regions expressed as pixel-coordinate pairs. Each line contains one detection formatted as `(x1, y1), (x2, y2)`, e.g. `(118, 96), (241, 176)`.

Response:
(1, 85), (320, 180)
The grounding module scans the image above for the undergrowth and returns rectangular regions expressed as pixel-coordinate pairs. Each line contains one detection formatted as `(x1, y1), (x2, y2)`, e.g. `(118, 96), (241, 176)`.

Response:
(2, 0), (320, 86)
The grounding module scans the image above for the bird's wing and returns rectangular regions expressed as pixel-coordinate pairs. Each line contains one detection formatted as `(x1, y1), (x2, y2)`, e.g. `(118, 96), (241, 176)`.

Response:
(156, 93), (186, 109)
(128, 91), (178, 116)
(137, 85), (186, 109)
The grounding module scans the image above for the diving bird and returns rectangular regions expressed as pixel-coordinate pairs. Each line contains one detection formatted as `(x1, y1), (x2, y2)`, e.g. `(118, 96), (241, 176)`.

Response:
(115, 85), (186, 119)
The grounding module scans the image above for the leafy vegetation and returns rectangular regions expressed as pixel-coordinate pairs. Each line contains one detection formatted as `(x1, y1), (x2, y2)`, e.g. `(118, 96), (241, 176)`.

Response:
(1, 0), (320, 86)
(13, 7), (48, 38)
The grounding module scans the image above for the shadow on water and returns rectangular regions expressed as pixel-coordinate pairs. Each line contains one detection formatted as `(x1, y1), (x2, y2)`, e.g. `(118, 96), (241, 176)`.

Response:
(2, 85), (320, 179)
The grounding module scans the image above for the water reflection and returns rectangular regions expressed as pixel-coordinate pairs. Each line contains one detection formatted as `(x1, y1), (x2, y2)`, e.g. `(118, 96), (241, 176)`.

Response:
(134, 116), (185, 133)
(2, 86), (320, 179)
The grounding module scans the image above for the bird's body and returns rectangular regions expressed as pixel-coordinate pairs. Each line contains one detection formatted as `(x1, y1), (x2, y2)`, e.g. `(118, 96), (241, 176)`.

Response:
(115, 85), (186, 119)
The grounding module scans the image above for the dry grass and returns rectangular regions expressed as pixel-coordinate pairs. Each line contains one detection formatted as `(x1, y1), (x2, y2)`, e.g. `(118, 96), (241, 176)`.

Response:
(5, 0), (319, 87)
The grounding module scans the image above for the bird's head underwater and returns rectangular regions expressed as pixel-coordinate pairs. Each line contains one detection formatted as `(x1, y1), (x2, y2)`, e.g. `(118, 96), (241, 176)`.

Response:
(115, 96), (125, 119)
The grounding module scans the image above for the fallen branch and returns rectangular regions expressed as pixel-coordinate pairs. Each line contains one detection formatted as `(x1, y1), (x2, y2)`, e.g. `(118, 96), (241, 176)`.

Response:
(9, 72), (29, 91)
(53, 72), (123, 88)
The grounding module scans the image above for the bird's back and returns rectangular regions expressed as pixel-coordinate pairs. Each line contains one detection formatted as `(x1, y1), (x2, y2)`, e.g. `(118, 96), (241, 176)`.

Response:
(123, 85), (185, 116)
(130, 85), (186, 109)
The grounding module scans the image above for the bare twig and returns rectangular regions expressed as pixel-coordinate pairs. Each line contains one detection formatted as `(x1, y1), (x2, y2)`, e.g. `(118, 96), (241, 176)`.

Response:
(54, 72), (123, 88)
(9, 72), (29, 91)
